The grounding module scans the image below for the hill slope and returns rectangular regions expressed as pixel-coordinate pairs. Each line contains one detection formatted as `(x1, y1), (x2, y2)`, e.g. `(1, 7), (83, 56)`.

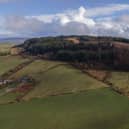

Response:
(9, 60), (107, 100)
(0, 56), (29, 75)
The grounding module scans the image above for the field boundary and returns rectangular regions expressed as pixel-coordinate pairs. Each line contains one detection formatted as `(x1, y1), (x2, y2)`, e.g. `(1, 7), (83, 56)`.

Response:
(71, 63), (126, 97)
(0, 58), (35, 79)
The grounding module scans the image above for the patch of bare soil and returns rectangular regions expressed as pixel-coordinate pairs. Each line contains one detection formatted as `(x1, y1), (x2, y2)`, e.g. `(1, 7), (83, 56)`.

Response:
(13, 84), (33, 93)
(86, 69), (108, 81)
(113, 42), (129, 67)
(114, 42), (129, 49)
(65, 37), (80, 44)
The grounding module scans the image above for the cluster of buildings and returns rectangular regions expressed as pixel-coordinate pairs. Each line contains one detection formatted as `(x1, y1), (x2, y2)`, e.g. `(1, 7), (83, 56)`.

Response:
(0, 79), (13, 86)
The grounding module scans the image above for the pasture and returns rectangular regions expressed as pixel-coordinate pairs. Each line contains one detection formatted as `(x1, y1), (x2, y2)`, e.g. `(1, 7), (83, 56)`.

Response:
(0, 43), (14, 55)
(106, 72), (129, 96)
(0, 88), (129, 129)
(0, 56), (29, 75)
(0, 54), (129, 129)
(10, 60), (107, 100)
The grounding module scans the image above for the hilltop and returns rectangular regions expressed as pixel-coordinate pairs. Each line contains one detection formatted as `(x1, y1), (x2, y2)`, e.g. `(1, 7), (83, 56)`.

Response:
(13, 35), (129, 70)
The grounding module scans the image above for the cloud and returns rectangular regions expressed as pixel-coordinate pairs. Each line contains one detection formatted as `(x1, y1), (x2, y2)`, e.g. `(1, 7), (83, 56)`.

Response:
(5, 16), (44, 33)
(1, 4), (129, 38)
(87, 4), (129, 17)
(31, 4), (129, 22)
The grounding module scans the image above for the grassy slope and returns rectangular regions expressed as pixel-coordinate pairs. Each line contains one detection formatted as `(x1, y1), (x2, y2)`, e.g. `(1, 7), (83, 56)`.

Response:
(108, 72), (129, 86)
(0, 88), (129, 129)
(0, 93), (17, 104)
(107, 72), (129, 95)
(0, 57), (129, 129)
(10, 60), (107, 100)
(0, 56), (29, 75)
(0, 55), (30, 104)
(0, 43), (14, 54)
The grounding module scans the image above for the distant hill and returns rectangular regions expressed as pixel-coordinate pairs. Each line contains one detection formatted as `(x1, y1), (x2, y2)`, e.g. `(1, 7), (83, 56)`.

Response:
(0, 37), (28, 44)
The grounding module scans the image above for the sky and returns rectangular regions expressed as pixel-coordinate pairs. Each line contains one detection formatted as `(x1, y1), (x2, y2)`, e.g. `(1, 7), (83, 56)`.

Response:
(0, 0), (129, 38)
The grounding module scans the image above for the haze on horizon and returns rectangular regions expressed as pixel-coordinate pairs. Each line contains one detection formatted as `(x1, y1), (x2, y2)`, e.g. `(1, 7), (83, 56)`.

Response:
(0, 0), (129, 38)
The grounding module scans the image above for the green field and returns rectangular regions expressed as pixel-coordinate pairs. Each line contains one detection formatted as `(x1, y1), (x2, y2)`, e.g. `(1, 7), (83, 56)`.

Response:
(107, 72), (129, 87)
(0, 88), (129, 129)
(10, 60), (107, 100)
(0, 92), (17, 104)
(106, 72), (129, 95)
(0, 56), (29, 75)
(0, 55), (129, 129)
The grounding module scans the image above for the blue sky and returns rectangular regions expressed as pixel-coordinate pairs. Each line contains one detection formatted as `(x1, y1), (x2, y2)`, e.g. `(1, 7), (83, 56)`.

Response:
(0, 0), (129, 38)
(0, 0), (129, 15)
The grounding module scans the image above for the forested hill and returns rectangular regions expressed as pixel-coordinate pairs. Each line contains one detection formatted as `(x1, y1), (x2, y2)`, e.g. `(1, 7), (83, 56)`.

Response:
(18, 35), (129, 70)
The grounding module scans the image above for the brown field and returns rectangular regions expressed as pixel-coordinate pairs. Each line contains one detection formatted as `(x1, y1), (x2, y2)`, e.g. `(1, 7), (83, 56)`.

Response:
(65, 37), (80, 44)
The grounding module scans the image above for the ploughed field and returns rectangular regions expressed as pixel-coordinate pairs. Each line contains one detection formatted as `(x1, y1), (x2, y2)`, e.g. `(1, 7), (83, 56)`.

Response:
(0, 55), (129, 129)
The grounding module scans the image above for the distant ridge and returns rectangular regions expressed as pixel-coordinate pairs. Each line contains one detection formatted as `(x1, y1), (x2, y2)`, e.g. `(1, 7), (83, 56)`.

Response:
(0, 37), (28, 44)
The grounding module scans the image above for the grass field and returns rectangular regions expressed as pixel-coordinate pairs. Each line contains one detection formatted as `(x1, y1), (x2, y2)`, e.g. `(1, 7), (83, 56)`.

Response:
(10, 60), (107, 100)
(0, 55), (129, 129)
(0, 92), (17, 104)
(0, 56), (29, 75)
(0, 88), (129, 129)
(107, 72), (129, 87)
(106, 72), (129, 96)
(0, 43), (14, 55)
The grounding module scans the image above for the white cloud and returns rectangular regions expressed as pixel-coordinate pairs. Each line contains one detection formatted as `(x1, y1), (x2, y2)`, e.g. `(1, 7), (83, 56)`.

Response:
(5, 16), (44, 32)
(31, 4), (129, 22)
(87, 4), (129, 17)
(1, 4), (129, 38)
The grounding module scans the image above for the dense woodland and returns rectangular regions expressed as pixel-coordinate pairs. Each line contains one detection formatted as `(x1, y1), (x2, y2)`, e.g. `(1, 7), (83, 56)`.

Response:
(18, 35), (129, 69)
